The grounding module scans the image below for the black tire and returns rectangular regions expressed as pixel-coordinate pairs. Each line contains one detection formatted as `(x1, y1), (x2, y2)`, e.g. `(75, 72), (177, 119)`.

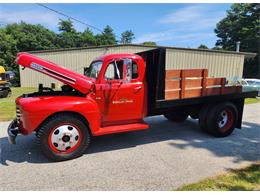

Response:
(206, 102), (238, 137)
(37, 114), (91, 161)
(199, 104), (214, 132)
(164, 111), (188, 122)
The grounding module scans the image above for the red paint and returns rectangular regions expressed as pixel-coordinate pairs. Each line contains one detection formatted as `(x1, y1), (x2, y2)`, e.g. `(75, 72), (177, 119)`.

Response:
(17, 52), (94, 94)
(16, 52), (149, 136)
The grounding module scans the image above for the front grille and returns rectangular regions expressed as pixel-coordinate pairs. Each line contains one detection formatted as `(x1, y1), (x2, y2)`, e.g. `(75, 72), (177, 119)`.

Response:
(16, 107), (21, 124)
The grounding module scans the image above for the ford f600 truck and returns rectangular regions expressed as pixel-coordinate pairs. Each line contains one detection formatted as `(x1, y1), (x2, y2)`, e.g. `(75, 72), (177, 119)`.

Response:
(8, 48), (257, 161)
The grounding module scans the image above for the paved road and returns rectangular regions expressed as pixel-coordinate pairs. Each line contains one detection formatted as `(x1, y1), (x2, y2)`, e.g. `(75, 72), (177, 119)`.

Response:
(0, 104), (259, 190)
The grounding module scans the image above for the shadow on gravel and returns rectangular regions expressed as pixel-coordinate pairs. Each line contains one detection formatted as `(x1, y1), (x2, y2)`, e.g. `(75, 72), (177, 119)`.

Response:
(1, 116), (259, 165)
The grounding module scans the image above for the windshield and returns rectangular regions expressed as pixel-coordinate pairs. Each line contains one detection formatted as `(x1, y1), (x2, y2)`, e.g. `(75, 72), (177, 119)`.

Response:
(85, 61), (103, 79)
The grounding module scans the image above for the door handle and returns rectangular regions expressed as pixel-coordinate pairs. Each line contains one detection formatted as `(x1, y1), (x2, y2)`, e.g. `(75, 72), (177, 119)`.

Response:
(133, 86), (142, 92)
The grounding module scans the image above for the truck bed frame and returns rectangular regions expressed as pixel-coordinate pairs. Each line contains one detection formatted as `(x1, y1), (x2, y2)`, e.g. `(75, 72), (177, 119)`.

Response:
(136, 48), (257, 128)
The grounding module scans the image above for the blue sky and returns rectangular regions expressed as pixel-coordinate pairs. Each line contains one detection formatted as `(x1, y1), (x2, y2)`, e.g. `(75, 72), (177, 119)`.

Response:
(0, 3), (231, 48)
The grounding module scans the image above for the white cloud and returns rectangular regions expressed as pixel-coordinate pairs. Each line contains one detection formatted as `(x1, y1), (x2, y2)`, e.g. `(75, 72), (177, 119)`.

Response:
(134, 30), (214, 44)
(0, 5), (90, 32)
(159, 5), (225, 26)
(135, 5), (226, 46)
(160, 5), (206, 24)
(0, 7), (60, 29)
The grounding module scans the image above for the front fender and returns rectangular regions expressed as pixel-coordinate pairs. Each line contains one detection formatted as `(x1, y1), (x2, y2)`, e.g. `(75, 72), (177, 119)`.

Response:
(16, 95), (100, 135)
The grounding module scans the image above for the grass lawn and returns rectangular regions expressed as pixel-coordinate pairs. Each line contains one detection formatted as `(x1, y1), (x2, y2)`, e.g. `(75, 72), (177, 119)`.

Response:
(0, 87), (37, 121)
(245, 98), (260, 104)
(178, 163), (260, 191)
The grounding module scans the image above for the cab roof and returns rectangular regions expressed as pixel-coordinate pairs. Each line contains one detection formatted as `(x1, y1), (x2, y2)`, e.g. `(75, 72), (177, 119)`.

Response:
(94, 53), (143, 62)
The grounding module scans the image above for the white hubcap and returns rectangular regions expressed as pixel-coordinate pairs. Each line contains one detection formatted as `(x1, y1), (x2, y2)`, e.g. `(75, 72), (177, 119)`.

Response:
(50, 125), (80, 152)
(218, 110), (228, 128)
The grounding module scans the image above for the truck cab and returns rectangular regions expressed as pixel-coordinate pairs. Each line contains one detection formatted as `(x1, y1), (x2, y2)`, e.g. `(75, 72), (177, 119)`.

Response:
(85, 54), (147, 126)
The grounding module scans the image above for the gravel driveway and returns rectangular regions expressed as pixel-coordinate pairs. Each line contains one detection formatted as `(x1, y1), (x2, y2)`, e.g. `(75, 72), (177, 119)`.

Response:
(0, 103), (259, 190)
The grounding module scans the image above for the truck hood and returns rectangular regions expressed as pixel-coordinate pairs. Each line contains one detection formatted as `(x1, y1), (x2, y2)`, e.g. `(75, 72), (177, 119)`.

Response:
(17, 52), (93, 94)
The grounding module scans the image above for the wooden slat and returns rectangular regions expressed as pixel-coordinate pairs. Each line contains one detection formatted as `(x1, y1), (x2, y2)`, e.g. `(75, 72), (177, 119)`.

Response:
(164, 69), (242, 100)
(223, 86), (242, 94)
(202, 69), (208, 96)
(206, 78), (226, 86)
(184, 88), (202, 98)
(165, 69), (207, 79)
(165, 90), (180, 100)
(165, 80), (180, 90)
(183, 69), (204, 78)
(205, 87), (221, 96)
(180, 70), (186, 98)
(185, 79), (202, 88)
(165, 70), (181, 80)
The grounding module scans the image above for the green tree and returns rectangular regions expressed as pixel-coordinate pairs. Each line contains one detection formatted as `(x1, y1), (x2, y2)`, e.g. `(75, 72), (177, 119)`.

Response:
(212, 46), (224, 50)
(142, 41), (157, 46)
(0, 28), (18, 72)
(58, 19), (76, 33)
(57, 19), (81, 48)
(95, 25), (117, 45)
(198, 44), (208, 49)
(120, 30), (135, 43)
(2, 22), (59, 84)
(80, 28), (97, 47)
(6, 22), (58, 51)
(215, 3), (260, 78)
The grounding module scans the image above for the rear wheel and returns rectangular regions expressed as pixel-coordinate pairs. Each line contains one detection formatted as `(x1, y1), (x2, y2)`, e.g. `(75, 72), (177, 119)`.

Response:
(206, 102), (238, 137)
(164, 111), (188, 122)
(37, 114), (91, 161)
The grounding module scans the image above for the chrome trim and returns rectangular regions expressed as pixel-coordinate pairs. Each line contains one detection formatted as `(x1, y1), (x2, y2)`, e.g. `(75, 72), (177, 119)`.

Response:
(7, 120), (20, 144)
(16, 107), (20, 124)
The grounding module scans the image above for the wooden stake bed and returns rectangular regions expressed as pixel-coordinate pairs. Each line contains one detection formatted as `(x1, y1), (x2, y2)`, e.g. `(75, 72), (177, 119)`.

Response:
(165, 69), (242, 100)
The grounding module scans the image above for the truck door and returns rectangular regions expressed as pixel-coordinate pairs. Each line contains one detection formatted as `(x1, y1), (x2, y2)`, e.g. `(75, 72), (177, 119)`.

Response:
(96, 59), (145, 125)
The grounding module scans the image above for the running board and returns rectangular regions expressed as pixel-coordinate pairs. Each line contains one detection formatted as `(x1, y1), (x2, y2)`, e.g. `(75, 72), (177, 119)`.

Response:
(94, 122), (149, 136)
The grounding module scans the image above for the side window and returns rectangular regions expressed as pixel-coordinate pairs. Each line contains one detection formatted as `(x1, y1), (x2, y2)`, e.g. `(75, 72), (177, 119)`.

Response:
(104, 60), (124, 80)
(104, 60), (139, 81)
(105, 63), (115, 80)
(132, 62), (138, 79)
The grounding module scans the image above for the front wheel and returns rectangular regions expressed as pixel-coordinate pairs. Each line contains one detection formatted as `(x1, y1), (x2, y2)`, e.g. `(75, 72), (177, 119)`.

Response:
(37, 114), (91, 161)
(206, 102), (238, 137)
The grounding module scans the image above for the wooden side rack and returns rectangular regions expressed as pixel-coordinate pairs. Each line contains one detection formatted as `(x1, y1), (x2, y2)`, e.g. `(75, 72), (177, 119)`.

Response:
(165, 69), (242, 100)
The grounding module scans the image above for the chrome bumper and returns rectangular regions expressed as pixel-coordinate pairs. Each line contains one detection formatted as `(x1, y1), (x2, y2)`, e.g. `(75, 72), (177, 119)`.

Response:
(7, 119), (21, 144)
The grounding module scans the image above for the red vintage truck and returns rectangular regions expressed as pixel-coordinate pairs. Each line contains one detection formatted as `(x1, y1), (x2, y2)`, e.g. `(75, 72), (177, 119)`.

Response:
(8, 48), (257, 161)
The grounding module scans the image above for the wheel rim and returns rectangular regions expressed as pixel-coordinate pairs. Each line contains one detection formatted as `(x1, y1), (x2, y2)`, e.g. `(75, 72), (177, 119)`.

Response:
(48, 123), (82, 154)
(218, 108), (234, 133)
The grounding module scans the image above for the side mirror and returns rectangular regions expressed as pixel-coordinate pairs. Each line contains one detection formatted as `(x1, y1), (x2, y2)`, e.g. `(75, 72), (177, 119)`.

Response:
(123, 59), (132, 83)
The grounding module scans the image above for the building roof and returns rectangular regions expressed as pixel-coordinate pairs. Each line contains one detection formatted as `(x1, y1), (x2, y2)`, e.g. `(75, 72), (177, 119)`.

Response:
(29, 43), (256, 58)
